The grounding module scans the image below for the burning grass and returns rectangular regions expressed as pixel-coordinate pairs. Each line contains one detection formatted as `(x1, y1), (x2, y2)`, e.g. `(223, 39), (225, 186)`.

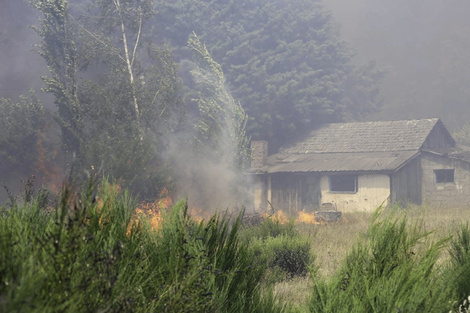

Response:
(131, 187), (173, 232)
(269, 210), (319, 225)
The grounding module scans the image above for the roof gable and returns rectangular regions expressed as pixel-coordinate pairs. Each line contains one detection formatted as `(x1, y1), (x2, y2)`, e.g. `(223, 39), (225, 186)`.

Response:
(280, 118), (443, 154)
(422, 119), (455, 149)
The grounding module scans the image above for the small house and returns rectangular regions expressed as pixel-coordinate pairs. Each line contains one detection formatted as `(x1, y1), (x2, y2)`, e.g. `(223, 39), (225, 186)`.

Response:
(250, 118), (470, 212)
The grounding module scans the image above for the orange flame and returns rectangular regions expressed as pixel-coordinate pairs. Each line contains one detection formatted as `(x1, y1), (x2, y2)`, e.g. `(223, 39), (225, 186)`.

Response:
(135, 199), (163, 230)
(296, 210), (320, 225)
(157, 187), (173, 210)
(128, 187), (173, 234)
(265, 210), (320, 225)
(268, 210), (290, 223)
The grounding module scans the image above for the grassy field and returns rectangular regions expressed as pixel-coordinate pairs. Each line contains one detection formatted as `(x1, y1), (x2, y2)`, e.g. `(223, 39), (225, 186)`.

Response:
(275, 205), (470, 311)
(311, 205), (470, 274)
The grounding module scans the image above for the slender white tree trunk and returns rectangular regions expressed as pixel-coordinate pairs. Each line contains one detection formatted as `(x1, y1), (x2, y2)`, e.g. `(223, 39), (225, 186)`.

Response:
(113, 0), (142, 118)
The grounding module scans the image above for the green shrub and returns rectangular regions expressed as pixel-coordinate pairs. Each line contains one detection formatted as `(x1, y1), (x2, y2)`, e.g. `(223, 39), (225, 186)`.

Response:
(240, 215), (312, 285)
(271, 235), (312, 279)
(0, 180), (285, 313)
(250, 234), (312, 284)
(445, 223), (470, 308)
(309, 208), (450, 313)
(150, 202), (285, 312)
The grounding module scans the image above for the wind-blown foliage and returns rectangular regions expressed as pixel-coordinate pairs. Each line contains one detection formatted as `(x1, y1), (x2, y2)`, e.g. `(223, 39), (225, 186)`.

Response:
(188, 32), (249, 169)
(32, 0), (81, 156)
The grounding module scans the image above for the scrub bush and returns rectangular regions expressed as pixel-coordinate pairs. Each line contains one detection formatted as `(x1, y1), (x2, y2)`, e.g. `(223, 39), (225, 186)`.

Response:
(265, 235), (312, 281)
(309, 209), (450, 313)
(445, 223), (470, 308)
(244, 217), (313, 284)
(0, 180), (284, 313)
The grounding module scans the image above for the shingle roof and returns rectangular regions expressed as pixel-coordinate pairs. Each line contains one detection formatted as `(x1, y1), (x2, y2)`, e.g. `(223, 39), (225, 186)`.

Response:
(280, 118), (440, 154)
(258, 118), (443, 174)
(264, 151), (419, 173)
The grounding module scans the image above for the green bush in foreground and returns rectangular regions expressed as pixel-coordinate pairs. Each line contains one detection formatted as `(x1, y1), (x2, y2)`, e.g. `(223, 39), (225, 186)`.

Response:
(446, 222), (470, 308)
(303, 208), (470, 313)
(250, 235), (312, 284)
(7, 182), (470, 313)
(309, 208), (451, 313)
(242, 217), (313, 284)
(0, 181), (284, 313)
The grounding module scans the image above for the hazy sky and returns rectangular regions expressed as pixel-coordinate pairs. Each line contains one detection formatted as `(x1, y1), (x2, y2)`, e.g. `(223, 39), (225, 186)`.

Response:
(324, 0), (470, 129)
(0, 1), (47, 100)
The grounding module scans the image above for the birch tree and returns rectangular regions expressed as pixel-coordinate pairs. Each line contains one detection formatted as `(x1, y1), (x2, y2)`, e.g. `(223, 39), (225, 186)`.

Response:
(32, 0), (183, 198)
(89, 0), (155, 119)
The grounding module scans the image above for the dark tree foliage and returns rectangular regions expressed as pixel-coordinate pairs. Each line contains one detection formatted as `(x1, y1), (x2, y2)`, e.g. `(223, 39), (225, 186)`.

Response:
(0, 94), (45, 177)
(153, 0), (383, 150)
(32, 0), (82, 156)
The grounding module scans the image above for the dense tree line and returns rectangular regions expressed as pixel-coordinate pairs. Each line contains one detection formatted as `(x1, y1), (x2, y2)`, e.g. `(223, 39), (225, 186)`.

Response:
(0, 0), (382, 200)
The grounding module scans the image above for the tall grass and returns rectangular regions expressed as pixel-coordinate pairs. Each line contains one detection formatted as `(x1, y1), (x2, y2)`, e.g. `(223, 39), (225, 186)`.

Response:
(0, 180), (284, 312)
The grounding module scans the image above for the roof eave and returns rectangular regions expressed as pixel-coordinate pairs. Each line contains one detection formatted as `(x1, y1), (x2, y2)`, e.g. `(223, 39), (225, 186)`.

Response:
(391, 150), (421, 172)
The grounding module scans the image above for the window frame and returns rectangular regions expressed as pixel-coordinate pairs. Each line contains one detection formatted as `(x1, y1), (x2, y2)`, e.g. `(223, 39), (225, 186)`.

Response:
(329, 175), (358, 193)
(434, 169), (455, 184)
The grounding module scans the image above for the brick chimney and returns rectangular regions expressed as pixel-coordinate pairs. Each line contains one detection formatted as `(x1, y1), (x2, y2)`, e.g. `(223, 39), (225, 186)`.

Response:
(250, 140), (268, 169)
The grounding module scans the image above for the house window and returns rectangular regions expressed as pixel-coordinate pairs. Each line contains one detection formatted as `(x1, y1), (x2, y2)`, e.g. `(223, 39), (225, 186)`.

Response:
(434, 169), (455, 184)
(329, 175), (358, 193)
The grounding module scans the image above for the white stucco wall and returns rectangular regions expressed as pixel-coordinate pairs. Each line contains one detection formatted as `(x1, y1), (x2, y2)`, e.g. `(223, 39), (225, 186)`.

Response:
(320, 174), (390, 212)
